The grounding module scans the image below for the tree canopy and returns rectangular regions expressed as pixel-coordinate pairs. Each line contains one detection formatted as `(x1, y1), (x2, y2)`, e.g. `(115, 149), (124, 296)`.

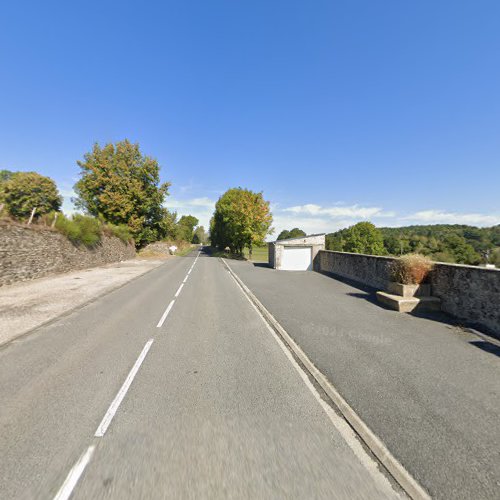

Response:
(176, 215), (199, 242)
(192, 225), (208, 244)
(326, 222), (385, 255)
(277, 227), (306, 240)
(2, 171), (62, 219)
(210, 187), (273, 255)
(326, 223), (500, 266)
(74, 140), (170, 247)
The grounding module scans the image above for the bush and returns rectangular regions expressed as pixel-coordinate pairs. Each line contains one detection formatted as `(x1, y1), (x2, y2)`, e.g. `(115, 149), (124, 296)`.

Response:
(55, 214), (101, 247)
(389, 254), (434, 284)
(104, 223), (133, 244)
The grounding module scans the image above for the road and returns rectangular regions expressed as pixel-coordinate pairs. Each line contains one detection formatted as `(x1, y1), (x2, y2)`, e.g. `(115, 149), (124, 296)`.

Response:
(0, 250), (400, 499)
(227, 258), (500, 500)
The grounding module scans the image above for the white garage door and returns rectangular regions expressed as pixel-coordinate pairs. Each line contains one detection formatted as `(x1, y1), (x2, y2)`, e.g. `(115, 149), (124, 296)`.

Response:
(281, 246), (312, 271)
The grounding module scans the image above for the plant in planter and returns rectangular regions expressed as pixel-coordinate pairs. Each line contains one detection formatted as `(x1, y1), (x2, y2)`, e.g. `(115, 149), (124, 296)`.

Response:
(388, 254), (434, 297)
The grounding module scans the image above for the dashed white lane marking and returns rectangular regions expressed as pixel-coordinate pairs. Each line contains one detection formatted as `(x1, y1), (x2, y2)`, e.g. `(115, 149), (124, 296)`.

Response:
(95, 339), (154, 437)
(157, 251), (201, 327)
(156, 300), (175, 328)
(53, 445), (95, 500)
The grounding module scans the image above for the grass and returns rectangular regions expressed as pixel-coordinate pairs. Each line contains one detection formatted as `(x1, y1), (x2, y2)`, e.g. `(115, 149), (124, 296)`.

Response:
(207, 245), (268, 262)
(243, 246), (269, 262)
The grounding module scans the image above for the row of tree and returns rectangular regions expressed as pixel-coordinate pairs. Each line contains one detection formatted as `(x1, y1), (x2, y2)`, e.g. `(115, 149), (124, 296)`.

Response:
(326, 222), (500, 266)
(0, 140), (206, 248)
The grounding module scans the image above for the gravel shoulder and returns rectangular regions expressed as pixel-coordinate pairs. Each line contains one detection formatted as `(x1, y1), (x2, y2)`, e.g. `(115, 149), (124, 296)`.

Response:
(0, 257), (168, 347)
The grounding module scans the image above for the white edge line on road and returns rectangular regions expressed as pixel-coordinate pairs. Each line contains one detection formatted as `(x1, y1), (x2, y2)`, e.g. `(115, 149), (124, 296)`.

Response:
(187, 269), (192, 275)
(174, 283), (184, 297)
(156, 300), (175, 328)
(95, 339), (154, 437)
(183, 275), (189, 283)
(53, 445), (95, 500)
(221, 258), (430, 500)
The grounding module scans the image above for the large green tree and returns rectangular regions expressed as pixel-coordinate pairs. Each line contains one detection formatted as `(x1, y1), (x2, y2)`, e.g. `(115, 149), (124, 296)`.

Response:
(333, 222), (385, 255)
(176, 215), (199, 242)
(210, 187), (273, 257)
(3, 171), (62, 219)
(192, 225), (208, 244)
(74, 140), (170, 247)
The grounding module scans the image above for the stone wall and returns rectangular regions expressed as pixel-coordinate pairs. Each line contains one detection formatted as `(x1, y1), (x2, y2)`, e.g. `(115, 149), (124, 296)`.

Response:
(0, 222), (136, 286)
(315, 250), (500, 335)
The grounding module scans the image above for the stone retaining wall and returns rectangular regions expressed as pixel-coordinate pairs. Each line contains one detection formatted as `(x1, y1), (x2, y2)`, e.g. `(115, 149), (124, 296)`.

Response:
(315, 250), (500, 335)
(0, 222), (136, 286)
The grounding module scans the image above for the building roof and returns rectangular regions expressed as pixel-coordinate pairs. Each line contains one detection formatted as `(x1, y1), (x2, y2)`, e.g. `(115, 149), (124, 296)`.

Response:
(271, 233), (326, 244)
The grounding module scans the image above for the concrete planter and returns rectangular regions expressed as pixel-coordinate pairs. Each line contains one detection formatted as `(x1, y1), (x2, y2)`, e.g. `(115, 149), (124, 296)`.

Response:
(387, 282), (431, 298)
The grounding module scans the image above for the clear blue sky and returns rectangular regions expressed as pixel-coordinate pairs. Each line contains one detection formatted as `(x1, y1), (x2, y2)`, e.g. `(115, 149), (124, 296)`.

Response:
(1, 0), (499, 235)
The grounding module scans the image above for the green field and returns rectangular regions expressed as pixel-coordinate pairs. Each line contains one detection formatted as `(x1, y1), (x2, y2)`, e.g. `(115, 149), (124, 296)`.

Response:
(243, 246), (269, 262)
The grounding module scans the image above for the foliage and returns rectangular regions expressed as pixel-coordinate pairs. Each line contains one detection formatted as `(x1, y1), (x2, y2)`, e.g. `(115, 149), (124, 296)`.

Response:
(54, 214), (133, 247)
(192, 225), (208, 244)
(103, 223), (133, 244)
(0, 169), (14, 182)
(327, 223), (500, 267)
(378, 224), (498, 265)
(210, 187), (273, 255)
(389, 254), (434, 284)
(0, 169), (14, 203)
(74, 140), (170, 248)
(55, 214), (102, 247)
(2, 171), (62, 219)
(326, 222), (385, 255)
(277, 227), (306, 240)
(176, 215), (199, 242)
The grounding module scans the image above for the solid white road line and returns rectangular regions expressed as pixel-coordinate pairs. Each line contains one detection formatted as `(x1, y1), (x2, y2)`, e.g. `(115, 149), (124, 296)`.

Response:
(156, 300), (175, 328)
(53, 445), (95, 500)
(183, 275), (189, 283)
(95, 339), (154, 437)
(175, 283), (184, 297)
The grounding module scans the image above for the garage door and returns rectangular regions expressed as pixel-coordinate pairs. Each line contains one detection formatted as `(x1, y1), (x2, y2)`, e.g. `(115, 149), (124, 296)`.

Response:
(281, 246), (312, 271)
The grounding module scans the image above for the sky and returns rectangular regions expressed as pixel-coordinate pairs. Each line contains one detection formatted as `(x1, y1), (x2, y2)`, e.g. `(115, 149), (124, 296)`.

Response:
(1, 0), (499, 237)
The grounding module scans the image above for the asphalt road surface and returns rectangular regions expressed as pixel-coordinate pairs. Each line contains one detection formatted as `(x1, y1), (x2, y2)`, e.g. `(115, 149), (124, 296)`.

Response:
(227, 258), (500, 500)
(0, 250), (401, 499)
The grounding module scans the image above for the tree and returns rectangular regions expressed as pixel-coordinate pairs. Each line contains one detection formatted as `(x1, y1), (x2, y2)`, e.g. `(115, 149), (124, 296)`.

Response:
(192, 225), (208, 244)
(210, 187), (273, 257)
(176, 215), (199, 242)
(3, 171), (62, 219)
(74, 140), (170, 247)
(277, 230), (290, 240)
(277, 227), (306, 240)
(0, 169), (15, 205)
(342, 222), (385, 255)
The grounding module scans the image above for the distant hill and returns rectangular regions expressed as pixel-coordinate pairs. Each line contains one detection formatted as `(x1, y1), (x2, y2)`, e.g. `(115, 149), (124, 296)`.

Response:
(326, 224), (500, 266)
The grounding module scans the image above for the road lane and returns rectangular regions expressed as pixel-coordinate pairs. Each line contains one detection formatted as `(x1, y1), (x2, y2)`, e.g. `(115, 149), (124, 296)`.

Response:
(72, 252), (401, 499)
(0, 253), (197, 499)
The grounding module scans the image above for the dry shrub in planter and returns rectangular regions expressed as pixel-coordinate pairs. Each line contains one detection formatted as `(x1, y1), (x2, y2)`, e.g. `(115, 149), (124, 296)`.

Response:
(389, 254), (434, 285)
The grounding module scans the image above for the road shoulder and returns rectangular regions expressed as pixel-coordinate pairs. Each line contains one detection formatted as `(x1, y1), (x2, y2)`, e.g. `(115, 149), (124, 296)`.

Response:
(0, 257), (167, 347)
